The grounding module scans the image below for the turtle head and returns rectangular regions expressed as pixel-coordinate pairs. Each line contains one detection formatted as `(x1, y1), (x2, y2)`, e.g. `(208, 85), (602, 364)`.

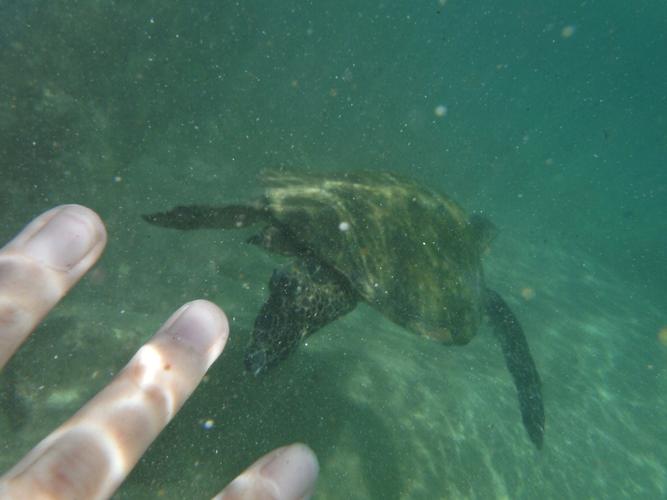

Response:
(469, 212), (498, 252)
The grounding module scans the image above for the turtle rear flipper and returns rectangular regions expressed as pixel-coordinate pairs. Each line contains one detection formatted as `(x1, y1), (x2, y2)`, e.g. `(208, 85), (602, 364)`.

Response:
(485, 288), (545, 449)
(143, 204), (264, 230)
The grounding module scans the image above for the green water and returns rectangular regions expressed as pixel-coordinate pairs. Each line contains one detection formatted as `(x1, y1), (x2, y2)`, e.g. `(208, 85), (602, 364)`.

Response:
(1, 1), (665, 498)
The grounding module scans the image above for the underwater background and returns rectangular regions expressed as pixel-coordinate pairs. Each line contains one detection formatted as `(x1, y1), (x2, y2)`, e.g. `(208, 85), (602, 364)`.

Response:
(1, 0), (665, 498)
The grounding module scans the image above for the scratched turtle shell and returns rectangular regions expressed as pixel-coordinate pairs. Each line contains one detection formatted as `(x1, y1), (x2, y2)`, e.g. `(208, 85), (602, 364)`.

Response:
(259, 170), (491, 345)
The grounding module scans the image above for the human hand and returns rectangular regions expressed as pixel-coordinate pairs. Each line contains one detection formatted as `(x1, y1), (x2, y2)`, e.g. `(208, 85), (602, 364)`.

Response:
(0, 205), (318, 499)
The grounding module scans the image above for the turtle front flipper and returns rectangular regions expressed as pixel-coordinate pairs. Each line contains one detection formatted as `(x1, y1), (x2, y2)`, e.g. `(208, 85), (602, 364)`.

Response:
(485, 288), (545, 449)
(245, 258), (358, 375)
(143, 204), (263, 230)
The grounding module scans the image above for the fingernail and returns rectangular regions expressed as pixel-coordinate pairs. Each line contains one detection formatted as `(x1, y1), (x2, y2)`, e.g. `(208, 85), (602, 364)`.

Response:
(22, 205), (101, 271)
(163, 300), (228, 364)
(261, 444), (319, 499)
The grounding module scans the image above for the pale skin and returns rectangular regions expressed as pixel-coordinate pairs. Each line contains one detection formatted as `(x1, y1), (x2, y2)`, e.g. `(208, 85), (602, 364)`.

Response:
(0, 205), (319, 499)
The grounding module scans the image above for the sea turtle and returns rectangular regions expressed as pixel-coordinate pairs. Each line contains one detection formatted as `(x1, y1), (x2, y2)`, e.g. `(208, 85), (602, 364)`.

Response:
(143, 170), (545, 448)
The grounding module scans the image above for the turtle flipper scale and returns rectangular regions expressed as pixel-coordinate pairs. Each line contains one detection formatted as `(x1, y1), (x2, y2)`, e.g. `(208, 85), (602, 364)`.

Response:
(485, 288), (545, 449)
(246, 258), (358, 375)
(143, 204), (263, 230)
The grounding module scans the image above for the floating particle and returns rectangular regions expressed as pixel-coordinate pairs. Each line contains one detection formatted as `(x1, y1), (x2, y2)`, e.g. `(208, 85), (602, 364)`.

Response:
(202, 419), (215, 430)
(561, 25), (575, 38)
(434, 104), (448, 118)
(339, 221), (350, 231)
(658, 326), (667, 346)
(521, 287), (536, 301)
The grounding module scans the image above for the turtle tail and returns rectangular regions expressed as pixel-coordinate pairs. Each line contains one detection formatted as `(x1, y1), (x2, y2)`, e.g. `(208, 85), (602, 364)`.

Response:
(485, 288), (545, 449)
(142, 204), (263, 230)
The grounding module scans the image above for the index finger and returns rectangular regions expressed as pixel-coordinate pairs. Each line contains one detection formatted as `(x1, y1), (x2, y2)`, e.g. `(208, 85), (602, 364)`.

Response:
(0, 300), (229, 499)
(0, 204), (107, 369)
